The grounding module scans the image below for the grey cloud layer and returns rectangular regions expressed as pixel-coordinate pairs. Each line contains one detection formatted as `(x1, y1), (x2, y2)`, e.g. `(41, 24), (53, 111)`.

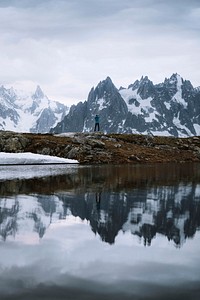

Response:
(1, 0), (199, 41)
(0, 0), (200, 103)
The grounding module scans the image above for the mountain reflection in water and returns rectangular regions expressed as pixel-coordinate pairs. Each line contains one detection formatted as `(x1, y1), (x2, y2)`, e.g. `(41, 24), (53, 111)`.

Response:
(0, 163), (200, 300)
(0, 163), (200, 247)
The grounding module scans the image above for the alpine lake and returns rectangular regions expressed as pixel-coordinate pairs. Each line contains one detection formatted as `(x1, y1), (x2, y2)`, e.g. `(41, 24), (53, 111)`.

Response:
(0, 163), (200, 300)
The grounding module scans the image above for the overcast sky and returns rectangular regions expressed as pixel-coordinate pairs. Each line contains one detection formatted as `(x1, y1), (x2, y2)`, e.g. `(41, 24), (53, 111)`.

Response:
(0, 0), (200, 105)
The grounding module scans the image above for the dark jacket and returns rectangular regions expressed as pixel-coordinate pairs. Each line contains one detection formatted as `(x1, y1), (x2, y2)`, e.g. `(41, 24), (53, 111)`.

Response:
(95, 115), (99, 123)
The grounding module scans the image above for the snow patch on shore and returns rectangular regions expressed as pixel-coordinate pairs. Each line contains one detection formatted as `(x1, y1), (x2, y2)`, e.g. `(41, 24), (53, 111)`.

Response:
(0, 152), (78, 165)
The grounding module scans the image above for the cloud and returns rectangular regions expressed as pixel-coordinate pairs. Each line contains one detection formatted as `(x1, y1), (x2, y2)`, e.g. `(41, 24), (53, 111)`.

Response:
(0, 190), (200, 299)
(0, 0), (200, 105)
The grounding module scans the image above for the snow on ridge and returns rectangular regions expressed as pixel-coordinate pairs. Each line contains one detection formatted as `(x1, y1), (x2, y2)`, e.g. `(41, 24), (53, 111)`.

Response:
(97, 97), (107, 111)
(173, 116), (193, 136)
(119, 88), (141, 115)
(172, 75), (187, 107)
(193, 124), (200, 136)
(119, 87), (155, 118)
(15, 108), (36, 132)
(195, 86), (200, 92)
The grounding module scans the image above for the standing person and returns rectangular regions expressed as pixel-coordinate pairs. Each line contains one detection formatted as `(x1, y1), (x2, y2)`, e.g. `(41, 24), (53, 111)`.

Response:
(94, 114), (100, 132)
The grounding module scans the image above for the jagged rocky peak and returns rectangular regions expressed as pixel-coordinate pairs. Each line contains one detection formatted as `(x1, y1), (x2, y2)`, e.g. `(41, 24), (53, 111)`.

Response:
(128, 80), (140, 90)
(182, 79), (194, 92)
(0, 85), (9, 97)
(103, 76), (119, 90)
(140, 75), (150, 82)
(99, 76), (113, 85)
(88, 76), (118, 103)
(163, 74), (194, 94)
(128, 76), (154, 91)
(195, 86), (200, 93)
(32, 85), (45, 99)
(0, 85), (5, 93)
(136, 76), (155, 99)
(164, 73), (183, 87)
(7, 87), (16, 98)
(97, 76), (117, 93)
(0, 85), (16, 104)
(138, 75), (154, 87)
(162, 73), (183, 97)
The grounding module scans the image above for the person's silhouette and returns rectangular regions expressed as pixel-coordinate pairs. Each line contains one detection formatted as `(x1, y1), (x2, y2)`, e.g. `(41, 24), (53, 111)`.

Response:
(94, 114), (100, 131)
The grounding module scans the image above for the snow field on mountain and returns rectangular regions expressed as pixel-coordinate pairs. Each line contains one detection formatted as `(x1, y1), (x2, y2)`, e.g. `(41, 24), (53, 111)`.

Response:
(119, 88), (143, 115)
(0, 85), (68, 133)
(1, 73), (200, 137)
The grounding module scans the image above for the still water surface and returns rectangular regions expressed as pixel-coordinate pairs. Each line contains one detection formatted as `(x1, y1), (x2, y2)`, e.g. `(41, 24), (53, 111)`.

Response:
(0, 163), (200, 300)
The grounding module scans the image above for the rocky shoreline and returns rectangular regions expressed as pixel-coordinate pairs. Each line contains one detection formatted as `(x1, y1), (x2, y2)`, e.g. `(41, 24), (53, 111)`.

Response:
(0, 130), (200, 164)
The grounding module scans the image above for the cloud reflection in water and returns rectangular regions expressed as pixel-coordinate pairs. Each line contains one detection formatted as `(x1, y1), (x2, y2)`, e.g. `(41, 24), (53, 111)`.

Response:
(0, 163), (200, 299)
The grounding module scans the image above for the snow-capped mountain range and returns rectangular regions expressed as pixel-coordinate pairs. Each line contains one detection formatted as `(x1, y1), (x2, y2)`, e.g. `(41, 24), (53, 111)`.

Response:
(0, 85), (69, 133)
(52, 73), (200, 137)
(1, 74), (200, 136)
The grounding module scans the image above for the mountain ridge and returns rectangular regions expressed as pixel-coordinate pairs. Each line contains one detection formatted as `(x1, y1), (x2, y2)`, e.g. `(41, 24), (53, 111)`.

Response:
(0, 85), (69, 133)
(1, 74), (200, 136)
(51, 74), (200, 137)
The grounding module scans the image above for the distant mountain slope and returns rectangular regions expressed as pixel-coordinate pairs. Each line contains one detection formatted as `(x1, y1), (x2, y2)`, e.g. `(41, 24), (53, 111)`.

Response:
(51, 74), (200, 137)
(0, 85), (69, 133)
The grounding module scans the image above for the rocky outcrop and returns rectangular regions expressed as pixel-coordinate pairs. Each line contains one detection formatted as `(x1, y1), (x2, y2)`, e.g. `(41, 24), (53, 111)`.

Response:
(1, 130), (200, 164)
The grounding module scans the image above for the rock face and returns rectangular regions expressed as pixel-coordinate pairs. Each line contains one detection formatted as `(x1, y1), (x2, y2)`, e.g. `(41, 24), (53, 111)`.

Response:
(0, 85), (68, 133)
(1, 131), (200, 164)
(51, 74), (200, 137)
